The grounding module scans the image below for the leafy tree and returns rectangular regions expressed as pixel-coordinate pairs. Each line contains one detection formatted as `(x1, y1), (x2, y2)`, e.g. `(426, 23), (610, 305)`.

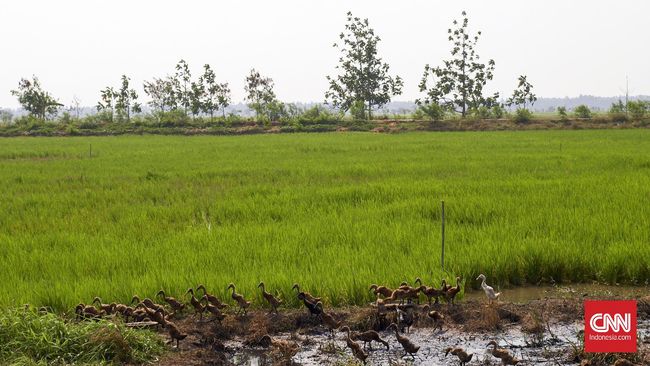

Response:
(115, 75), (141, 122)
(417, 11), (498, 117)
(200, 64), (217, 120)
(200, 64), (231, 120)
(574, 105), (591, 119)
(97, 86), (116, 121)
(99, 75), (140, 122)
(245, 69), (276, 120)
(215, 82), (231, 118)
(174, 59), (192, 114)
(325, 11), (403, 120)
(190, 79), (204, 119)
(143, 77), (177, 117)
(506, 75), (537, 109)
(557, 106), (569, 122)
(11, 76), (63, 119)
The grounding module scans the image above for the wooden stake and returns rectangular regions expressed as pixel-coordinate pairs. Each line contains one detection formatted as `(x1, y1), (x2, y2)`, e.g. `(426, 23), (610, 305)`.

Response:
(441, 200), (445, 271)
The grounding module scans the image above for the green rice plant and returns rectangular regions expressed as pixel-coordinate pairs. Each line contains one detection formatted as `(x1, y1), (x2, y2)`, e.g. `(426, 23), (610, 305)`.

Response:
(0, 130), (648, 310)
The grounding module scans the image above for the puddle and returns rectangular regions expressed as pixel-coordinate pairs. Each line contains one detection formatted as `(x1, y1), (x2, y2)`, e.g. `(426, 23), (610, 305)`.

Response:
(463, 284), (649, 304)
(222, 319), (649, 365)
(157, 290), (650, 365)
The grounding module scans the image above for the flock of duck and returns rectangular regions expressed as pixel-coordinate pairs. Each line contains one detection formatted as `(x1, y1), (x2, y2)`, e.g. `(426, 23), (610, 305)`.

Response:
(70, 274), (531, 365)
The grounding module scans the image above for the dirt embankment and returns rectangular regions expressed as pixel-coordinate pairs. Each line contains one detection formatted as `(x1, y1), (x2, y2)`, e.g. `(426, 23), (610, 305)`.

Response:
(155, 297), (650, 366)
(1, 117), (648, 137)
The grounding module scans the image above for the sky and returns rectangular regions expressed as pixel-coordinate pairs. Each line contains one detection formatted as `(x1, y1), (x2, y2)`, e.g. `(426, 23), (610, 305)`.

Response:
(1, 0), (649, 108)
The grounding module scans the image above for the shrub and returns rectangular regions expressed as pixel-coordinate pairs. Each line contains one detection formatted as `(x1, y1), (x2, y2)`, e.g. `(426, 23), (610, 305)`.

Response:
(349, 100), (367, 120)
(416, 102), (445, 121)
(627, 100), (648, 120)
(299, 105), (340, 124)
(474, 106), (492, 120)
(14, 115), (46, 131)
(609, 101), (628, 122)
(574, 105), (591, 119)
(491, 105), (505, 119)
(513, 108), (533, 123)
(158, 110), (190, 127)
(557, 106), (568, 122)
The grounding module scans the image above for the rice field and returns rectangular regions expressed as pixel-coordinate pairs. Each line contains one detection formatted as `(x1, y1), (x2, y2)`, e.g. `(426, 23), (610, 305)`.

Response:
(0, 130), (649, 310)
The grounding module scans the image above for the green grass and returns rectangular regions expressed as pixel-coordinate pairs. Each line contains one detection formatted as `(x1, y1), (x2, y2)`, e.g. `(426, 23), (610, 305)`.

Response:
(0, 307), (164, 364)
(0, 131), (648, 310)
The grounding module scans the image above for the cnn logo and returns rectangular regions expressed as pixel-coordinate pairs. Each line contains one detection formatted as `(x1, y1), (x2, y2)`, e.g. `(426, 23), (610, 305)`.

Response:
(589, 313), (631, 333)
(584, 300), (637, 353)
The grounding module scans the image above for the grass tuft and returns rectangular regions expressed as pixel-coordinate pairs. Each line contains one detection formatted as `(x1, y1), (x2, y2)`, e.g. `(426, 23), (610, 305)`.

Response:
(0, 307), (164, 364)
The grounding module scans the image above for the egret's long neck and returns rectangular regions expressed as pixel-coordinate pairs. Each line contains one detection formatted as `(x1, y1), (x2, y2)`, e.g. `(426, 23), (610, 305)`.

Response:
(481, 278), (487, 289)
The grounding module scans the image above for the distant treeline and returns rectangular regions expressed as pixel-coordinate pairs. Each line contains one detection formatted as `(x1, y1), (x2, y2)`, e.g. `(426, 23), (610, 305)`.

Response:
(0, 11), (648, 129)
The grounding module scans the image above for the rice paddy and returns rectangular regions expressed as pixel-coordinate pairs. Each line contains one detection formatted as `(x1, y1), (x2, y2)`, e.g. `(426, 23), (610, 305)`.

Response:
(0, 130), (649, 311)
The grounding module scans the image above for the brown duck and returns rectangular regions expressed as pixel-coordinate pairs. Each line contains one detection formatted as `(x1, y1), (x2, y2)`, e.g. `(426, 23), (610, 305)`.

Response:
(227, 283), (251, 315)
(258, 282), (282, 314)
(387, 323), (420, 358)
(340, 326), (368, 364)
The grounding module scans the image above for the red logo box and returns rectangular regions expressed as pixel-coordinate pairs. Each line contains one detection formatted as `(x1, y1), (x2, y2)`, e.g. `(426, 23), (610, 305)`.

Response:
(584, 300), (637, 353)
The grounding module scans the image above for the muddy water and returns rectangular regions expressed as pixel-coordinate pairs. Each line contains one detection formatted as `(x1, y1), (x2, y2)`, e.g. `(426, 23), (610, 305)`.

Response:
(186, 286), (649, 365)
(463, 284), (649, 303)
(225, 318), (649, 365)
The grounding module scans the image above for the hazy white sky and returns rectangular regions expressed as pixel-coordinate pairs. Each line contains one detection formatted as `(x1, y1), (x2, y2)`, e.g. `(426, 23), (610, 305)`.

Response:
(1, 0), (648, 108)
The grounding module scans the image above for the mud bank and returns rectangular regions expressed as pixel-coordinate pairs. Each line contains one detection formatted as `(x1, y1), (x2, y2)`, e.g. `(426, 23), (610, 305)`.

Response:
(156, 295), (650, 366)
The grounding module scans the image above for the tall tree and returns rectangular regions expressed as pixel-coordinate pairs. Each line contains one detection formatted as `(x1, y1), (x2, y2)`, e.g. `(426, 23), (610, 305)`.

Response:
(11, 76), (62, 119)
(200, 64), (231, 120)
(200, 64), (217, 120)
(417, 11), (498, 117)
(115, 75), (141, 122)
(506, 75), (537, 110)
(143, 76), (177, 117)
(216, 82), (231, 118)
(99, 75), (140, 122)
(190, 79), (204, 119)
(325, 11), (403, 120)
(174, 59), (192, 115)
(245, 69), (276, 120)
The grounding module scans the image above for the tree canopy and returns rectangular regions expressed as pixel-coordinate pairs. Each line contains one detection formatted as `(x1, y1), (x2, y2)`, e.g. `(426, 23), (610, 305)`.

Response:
(11, 76), (62, 119)
(417, 11), (498, 117)
(325, 11), (403, 120)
